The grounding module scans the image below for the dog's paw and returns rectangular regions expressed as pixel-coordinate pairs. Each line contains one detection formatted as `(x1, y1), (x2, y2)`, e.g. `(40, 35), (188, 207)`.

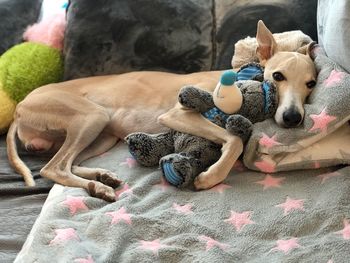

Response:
(88, 182), (116, 202)
(96, 170), (122, 188)
(194, 171), (220, 190)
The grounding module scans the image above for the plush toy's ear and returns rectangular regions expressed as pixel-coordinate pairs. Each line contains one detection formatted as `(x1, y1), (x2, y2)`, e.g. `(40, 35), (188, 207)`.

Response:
(256, 20), (278, 65)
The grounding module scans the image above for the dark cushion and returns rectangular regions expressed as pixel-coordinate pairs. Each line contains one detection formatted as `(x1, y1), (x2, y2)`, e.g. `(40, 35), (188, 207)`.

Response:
(64, 0), (213, 79)
(215, 0), (318, 69)
(0, 0), (43, 55)
(64, 0), (318, 79)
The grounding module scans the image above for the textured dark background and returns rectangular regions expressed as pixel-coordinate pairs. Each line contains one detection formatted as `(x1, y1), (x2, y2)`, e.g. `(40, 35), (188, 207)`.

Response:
(64, 0), (317, 79)
(0, 0), (43, 55)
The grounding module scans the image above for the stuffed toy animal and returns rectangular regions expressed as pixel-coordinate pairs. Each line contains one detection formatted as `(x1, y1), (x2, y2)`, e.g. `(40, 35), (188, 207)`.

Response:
(0, 6), (66, 134)
(126, 63), (278, 187)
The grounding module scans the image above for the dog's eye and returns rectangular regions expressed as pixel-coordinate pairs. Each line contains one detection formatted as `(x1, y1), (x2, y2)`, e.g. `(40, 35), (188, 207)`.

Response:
(306, 80), (316, 89)
(272, 72), (285, 81)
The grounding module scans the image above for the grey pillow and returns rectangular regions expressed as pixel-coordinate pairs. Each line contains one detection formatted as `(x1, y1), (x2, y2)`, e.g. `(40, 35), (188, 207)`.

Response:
(0, 0), (43, 55)
(215, 0), (317, 69)
(318, 0), (350, 73)
(64, 0), (213, 80)
(64, 0), (317, 79)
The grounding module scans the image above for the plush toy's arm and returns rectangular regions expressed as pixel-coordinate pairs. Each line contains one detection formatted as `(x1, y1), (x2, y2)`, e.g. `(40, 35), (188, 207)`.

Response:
(178, 86), (215, 113)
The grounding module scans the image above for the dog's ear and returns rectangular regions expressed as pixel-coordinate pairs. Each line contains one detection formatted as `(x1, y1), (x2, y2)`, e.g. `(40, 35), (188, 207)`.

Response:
(296, 41), (317, 58)
(256, 20), (277, 65)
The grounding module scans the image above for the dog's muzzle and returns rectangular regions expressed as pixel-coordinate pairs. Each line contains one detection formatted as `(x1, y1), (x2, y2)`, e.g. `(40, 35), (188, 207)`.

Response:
(282, 107), (302, 127)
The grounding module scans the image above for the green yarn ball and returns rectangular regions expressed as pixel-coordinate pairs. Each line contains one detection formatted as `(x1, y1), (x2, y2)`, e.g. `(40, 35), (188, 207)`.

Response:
(0, 42), (64, 103)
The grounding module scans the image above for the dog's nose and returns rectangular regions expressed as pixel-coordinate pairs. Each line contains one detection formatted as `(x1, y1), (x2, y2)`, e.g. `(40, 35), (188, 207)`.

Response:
(282, 109), (302, 127)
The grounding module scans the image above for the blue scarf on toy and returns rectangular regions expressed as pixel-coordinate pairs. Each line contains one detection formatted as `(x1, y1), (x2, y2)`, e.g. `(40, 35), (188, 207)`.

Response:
(203, 63), (271, 122)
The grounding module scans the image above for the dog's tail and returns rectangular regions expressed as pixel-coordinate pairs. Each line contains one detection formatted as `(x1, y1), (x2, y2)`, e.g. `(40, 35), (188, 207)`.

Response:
(6, 121), (35, 186)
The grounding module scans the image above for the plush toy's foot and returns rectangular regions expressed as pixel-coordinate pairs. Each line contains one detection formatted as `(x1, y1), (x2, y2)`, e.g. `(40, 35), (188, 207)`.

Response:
(160, 153), (200, 187)
(225, 115), (253, 144)
(125, 132), (174, 167)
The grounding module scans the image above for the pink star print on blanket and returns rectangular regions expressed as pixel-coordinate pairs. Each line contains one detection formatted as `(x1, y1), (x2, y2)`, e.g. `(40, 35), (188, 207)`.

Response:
(254, 159), (276, 173)
(115, 183), (133, 199)
(275, 197), (305, 215)
(62, 196), (88, 215)
(120, 157), (138, 168)
(324, 70), (344, 87)
(309, 108), (336, 133)
(271, 238), (300, 254)
(138, 239), (168, 255)
(74, 255), (94, 263)
(336, 219), (350, 240)
(259, 133), (282, 148)
(50, 228), (79, 245)
(255, 175), (285, 190)
(198, 236), (229, 251)
(105, 207), (132, 225)
(173, 203), (193, 215)
(224, 211), (255, 232)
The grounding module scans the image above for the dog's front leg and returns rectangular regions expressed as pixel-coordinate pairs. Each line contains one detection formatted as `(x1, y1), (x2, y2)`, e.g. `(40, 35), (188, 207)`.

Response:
(158, 105), (243, 189)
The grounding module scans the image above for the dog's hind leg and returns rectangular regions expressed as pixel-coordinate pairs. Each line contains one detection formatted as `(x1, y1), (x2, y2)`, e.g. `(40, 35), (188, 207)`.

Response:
(74, 133), (119, 165)
(72, 133), (121, 189)
(39, 102), (119, 201)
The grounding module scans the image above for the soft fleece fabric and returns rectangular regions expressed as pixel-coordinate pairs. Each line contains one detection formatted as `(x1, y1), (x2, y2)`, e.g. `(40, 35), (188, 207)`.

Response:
(16, 142), (350, 262)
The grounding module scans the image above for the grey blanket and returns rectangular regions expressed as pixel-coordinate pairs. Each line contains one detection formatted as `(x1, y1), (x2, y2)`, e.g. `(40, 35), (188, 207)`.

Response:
(16, 142), (350, 262)
(0, 136), (52, 263)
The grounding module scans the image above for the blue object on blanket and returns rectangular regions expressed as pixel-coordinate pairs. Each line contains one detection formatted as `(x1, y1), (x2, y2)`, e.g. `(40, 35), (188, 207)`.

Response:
(162, 162), (183, 186)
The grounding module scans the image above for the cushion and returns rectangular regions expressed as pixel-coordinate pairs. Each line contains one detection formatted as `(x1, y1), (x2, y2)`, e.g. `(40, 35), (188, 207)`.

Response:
(64, 0), (318, 79)
(317, 0), (350, 73)
(64, 0), (213, 79)
(0, 0), (42, 55)
(215, 0), (318, 69)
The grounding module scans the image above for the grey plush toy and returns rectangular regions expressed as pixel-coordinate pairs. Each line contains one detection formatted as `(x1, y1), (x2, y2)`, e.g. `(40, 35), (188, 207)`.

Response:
(126, 64), (278, 187)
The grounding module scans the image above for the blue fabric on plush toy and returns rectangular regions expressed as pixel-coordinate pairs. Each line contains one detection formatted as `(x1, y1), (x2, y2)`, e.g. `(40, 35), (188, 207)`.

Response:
(237, 63), (263, 81)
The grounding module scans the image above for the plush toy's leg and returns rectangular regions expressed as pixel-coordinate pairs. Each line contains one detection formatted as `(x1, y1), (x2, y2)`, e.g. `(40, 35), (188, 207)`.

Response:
(160, 153), (202, 187)
(225, 115), (253, 144)
(125, 132), (174, 167)
(160, 133), (221, 187)
(178, 86), (215, 113)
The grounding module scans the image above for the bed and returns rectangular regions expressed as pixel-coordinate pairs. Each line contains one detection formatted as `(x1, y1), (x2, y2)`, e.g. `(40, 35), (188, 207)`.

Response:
(2, 0), (350, 262)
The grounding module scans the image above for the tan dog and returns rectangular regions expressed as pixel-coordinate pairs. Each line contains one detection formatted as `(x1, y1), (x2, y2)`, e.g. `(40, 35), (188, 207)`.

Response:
(159, 20), (316, 189)
(6, 21), (316, 201)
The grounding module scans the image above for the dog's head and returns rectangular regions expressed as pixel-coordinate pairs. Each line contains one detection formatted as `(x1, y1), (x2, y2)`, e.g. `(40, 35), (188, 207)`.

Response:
(256, 20), (316, 128)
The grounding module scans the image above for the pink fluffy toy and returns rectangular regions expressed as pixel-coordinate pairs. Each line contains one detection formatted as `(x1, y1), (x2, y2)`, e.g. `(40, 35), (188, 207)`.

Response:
(23, 13), (66, 50)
